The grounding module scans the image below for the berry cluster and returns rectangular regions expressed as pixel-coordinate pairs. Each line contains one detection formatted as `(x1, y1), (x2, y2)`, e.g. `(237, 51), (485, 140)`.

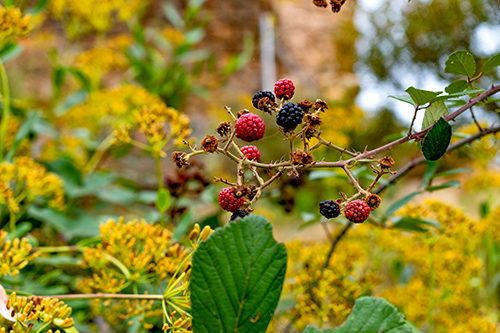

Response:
(320, 197), (379, 224)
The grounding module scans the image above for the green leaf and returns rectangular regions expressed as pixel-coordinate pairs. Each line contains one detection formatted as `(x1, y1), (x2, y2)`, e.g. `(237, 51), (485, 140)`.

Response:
(422, 100), (448, 129)
(430, 89), (485, 103)
(156, 188), (170, 214)
(405, 87), (441, 105)
(5, 111), (42, 161)
(420, 161), (437, 188)
(445, 80), (469, 94)
(431, 167), (471, 179)
(422, 117), (452, 161)
(303, 297), (412, 333)
(444, 50), (476, 77)
(391, 217), (441, 232)
(0, 43), (22, 62)
(425, 180), (460, 192)
(385, 191), (422, 217)
(388, 95), (416, 106)
(481, 53), (500, 73)
(52, 67), (66, 97)
(191, 215), (287, 333)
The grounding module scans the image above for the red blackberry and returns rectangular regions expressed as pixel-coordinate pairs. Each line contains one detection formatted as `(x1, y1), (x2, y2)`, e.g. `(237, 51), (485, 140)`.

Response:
(240, 145), (261, 161)
(235, 113), (265, 142)
(319, 200), (340, 219)
(252, 90), (275, 109)
(274, 78), (295, 100)
(230, 209), (249, 221)
(218, 187), (245, 212)
(344, 199), (371, 223)
(276, 102), (303, 131)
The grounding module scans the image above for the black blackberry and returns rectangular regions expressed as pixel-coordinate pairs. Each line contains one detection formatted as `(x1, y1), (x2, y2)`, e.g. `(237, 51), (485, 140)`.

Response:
(230, 209), (249, 221)
(252, 90), (275, 109)
(319, 200), (340, 219)
(276, 102), (303, 131)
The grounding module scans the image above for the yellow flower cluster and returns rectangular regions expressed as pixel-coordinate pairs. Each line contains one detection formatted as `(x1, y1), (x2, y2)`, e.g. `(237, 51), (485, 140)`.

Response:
(79, 217), (190, 294)
(0, 157), (65, 214)
(376, 199), (497, 332)
(0, 230), (39, 277)
(5, 293), (75, 330)
(278, 230), (381, 330)
(131, 103), (191, 149)
(49, 0), (146, 37)
(74, 35), (132, 84)
(0, 5), (31, 44)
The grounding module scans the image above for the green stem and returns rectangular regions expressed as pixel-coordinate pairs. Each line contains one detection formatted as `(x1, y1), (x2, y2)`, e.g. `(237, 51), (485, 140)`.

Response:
(34, 245), (82, 253)
(9, 212), (16, 235)
(0, 58), (11, 162)
(84, 134), (116, 175)
(34, 321), (51, 333)
(155, 154), (163, 190)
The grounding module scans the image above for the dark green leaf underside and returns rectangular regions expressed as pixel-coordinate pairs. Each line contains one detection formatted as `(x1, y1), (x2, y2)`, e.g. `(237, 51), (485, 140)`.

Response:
(422, 117), (452, 161)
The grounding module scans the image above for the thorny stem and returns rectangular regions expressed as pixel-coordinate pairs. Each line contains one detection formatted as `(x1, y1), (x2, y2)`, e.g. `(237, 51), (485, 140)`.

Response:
(469, 107), (483, 132)
(322, 124), (500, 270)
(408, 104), (420, 137)
(315, 136), (358, 157)
(342, 165), (369, 196)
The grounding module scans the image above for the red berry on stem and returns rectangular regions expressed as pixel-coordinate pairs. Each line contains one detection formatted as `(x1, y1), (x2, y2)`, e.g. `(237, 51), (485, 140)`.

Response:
(235, 113), (265, 142)
(344, 199), (371, 223)
(240, 146), (261, 161)
(274, 78), (295, 100)
(218, 187), (245, 212)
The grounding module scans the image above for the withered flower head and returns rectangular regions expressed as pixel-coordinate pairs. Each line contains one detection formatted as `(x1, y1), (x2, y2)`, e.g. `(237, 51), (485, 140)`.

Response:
(365, 193), (381, 211)
(216, 122), (231, 137)
(313, 0), (328, 8)
(305, 113), (323, 127)
(298, 99), (313, 113)
(232, 185), (250, 199)
(303, 126), (317, 140)
(172, 151), (189, 168)
(257, 97), (277, 114)
(293, 149), (313, 166)
(201, 135), (218, 153)
(330, 0), (347, 13)
(247, 184), (258, 201)
(237, 109), (250, 118)
(313, 99), (328, 111)
(378, 156), (395, 169)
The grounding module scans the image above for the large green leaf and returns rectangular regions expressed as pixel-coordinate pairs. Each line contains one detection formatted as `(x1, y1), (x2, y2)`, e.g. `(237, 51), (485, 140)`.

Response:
(444, 50), (476, 77)
(422, 100), (448, 129)
(303, 297), (412, 333)
(481, 53), (500, 73)
(422, 117), (452, 161)
(191, 215), (287, 333)
(405, 87), (441, 105)
(444, 80), (469, 94)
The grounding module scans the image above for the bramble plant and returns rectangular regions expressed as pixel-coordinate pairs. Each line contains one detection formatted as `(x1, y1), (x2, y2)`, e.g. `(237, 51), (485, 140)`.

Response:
(0, 0), (500, 332)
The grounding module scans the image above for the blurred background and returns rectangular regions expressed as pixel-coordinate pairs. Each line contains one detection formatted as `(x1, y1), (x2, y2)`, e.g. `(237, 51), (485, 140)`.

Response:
(2, 0), (500, 331)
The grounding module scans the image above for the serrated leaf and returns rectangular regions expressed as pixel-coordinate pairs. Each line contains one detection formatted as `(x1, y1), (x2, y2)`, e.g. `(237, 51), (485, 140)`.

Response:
(405, 87), (441, 105)
(422, 100), (449, 129)
(385, 191), (422, 217)
(388, 95), (416, 106)
(156, 188), (170, 214)
(482, 53), (500, 73)
(445, 80), (469, 94)
(444, 50), (476, 77)
(303, 297), (412, 333)
(425, 180), (460, 192)
(422, 117), (452, 161)
(391, 217), (441, 232)
(191, 215), (287, 333)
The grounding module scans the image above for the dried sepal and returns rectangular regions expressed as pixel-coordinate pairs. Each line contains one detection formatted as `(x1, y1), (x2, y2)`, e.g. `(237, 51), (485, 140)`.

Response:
(201, 135), (218, 153)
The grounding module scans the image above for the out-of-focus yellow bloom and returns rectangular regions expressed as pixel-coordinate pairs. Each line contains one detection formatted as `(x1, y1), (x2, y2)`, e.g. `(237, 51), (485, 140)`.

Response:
(0, 5), (31, 43)
(315, 105), (363, 148)
(74, 35), (132, 84)
(49, 0), (146, 37)
(0, 157), (65, 214)
(0, 230), (39, 277)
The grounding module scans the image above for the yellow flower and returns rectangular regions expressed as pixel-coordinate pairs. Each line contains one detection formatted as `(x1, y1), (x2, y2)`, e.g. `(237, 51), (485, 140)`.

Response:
(0, 230), (39, 277)
(0, 5), (31, 43)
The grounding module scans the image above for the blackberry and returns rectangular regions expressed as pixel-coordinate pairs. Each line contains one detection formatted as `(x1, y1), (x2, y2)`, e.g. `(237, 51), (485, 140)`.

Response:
(230, 210), (249, 221)
(235, 113), (266, 142)
(218, 187), (245, 212)
(276, 102), (303, 131)
(345, 199), (371, 223)
(240, 145), (261, 161)
(252, 90), (275, 109)
(274, 78), (295, 100)
(319, 200), (340, 219)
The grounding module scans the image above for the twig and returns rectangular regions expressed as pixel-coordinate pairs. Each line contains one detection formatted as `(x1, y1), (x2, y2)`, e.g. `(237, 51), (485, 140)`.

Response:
(408, 104), (420, 137)
(323, 222), (352, 269)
